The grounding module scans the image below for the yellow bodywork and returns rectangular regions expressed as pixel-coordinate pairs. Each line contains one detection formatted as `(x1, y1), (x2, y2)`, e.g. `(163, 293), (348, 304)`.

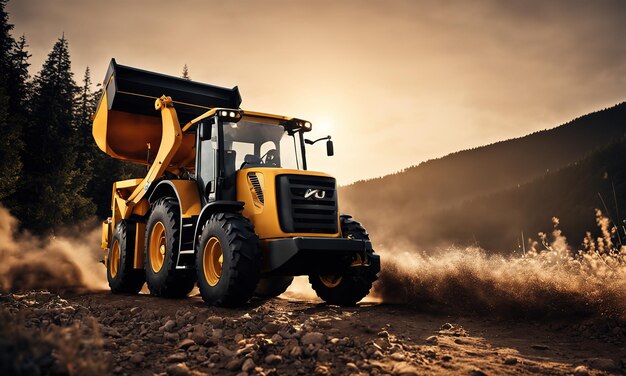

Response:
(95, 87), (339, 274)
(236, 168), (340, 240)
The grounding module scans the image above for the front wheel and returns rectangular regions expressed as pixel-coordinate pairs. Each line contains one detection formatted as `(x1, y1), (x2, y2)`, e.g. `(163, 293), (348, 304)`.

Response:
(309, 215), (379, 306)
(195, 212), (261, 307)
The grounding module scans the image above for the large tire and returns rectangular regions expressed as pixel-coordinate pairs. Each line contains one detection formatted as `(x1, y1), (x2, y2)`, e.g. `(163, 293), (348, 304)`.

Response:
(196, 212), (261, 307)
(107, 221), (145, 294)
(309, 215), (379, 306)
(254, 276), (294, 299)
(145, 197), (195, 298)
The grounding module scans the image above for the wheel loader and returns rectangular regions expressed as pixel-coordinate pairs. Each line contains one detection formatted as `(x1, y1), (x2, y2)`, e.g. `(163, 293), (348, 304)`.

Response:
(93, 59), (380, 307)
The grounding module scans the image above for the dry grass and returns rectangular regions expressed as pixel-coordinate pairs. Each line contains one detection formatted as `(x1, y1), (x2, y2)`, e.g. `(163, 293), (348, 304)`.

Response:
(374, 211), (626, 321)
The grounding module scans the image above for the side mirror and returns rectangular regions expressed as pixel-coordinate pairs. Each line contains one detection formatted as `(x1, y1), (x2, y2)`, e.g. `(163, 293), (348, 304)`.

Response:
(326, 140), (334, 156)
(198, 122), (212, 141)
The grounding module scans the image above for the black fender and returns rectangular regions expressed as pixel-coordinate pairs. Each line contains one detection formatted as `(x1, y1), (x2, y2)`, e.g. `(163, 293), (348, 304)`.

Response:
(148, 180), (179, 205)
(192, 200), (245, 252)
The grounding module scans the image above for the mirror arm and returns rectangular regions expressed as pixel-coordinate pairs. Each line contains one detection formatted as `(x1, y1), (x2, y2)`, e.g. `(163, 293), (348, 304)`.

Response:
(305, 136), (331, 145)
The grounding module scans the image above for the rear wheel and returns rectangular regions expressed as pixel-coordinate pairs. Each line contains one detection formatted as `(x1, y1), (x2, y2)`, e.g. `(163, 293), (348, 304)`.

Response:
(196, 212), (261, 307)
(107, 221), (145, 294)
(145, 197), (195, 297)
(309, 215), (379, 306)
(254, 276), (294, 299)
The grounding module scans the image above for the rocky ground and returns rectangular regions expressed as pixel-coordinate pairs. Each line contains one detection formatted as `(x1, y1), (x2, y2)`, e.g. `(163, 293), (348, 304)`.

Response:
(1, 290), (625, 375)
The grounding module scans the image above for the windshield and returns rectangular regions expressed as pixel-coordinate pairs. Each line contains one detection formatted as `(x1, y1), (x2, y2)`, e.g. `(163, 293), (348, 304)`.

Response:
(222, 120), (303, 170)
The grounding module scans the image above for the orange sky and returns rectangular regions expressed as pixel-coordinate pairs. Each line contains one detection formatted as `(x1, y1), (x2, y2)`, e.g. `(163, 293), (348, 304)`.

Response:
(6, 0), (626, 184)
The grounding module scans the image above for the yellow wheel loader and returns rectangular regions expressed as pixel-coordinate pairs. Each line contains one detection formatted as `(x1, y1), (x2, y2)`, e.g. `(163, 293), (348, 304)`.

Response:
(93, 59), (380, 307)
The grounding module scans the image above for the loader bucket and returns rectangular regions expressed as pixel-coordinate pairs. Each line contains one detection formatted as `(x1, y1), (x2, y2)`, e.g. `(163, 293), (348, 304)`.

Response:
(93, 59), (241, 167)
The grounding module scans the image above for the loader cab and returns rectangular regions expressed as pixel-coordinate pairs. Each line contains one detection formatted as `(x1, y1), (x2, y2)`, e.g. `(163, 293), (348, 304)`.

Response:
(195, 111), (311, 203)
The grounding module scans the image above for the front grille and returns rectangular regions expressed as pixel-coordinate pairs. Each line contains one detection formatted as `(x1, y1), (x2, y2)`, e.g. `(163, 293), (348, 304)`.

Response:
(276, 174), (338, 233)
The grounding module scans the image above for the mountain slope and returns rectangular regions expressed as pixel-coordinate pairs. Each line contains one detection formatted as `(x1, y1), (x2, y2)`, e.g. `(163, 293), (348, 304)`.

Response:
(340, 102), (626, 251)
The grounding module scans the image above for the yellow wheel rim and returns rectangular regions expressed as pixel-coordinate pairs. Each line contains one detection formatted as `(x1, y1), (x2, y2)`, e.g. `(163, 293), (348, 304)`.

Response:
(203, 237), (223, 286)
(319, 275), (342, 288)
(110, 239), (121, 278)
(149, 221), (166, 272)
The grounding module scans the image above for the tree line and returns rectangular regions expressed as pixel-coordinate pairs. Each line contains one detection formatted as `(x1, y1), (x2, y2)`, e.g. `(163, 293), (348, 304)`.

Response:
(0, 1), (141, 233)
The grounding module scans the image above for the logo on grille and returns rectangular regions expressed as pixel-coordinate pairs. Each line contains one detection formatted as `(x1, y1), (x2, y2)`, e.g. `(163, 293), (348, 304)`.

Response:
(304, 188), (326, 200)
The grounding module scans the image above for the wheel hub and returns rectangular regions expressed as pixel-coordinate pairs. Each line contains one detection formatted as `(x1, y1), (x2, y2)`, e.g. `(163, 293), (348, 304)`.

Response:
(110, 239), (121, 278)
(203, 236), (223, 287)
(319, 274), (342, 288)
(149, 221), (166, 272)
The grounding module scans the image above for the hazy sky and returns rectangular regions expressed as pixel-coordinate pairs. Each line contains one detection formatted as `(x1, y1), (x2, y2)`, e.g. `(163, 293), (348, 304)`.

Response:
(6, 0), (626, 184)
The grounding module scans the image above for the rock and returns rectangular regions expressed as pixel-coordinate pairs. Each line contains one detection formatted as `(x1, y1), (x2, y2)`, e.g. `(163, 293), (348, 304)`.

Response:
(530, 344), (549, 351)
(278, 329), (293, 339)
(166, 353), (188, 363)
(426, 335), (438, 344)
(166, 362), (191, 376)
(209, 353), (220, 363)
(190, 324), (207, 344)
(103, 327), (122, 338)
(317, 349), (331, 362)
(219, 345), (235, 357)
(441, 323), (454, 330)
(391, 352), (406, 361)
(314, 365), (331, 375)
(573, 365), (590, 376)
(271, 334), (282, 343)
(164, 332), (180, 342)
(301, 332), (325, 345)
(225, 358), (243, 371)
(377, 330), (390, 338)
(346, 362), (359, 372)
(441, 355), (452, 362)
(289, 345), (303, 357)
(262, 322), (281, 334)
(61, 306), (76, 314)
(129, 353), (144, 364)
(469, 370), (488, 376)
(212, 329), (223, 339)
(265, 354), (282, 365)
(241, 358), (256, 372)
(130, 307), (142, 314)
(236, 343), (256, 356)
(177, 339), (196, 350)
(207, 316), (223, 328)
(391, 362), (420, 376)
(587, 357), (618, 371)
(164, 319), (177, 332)
(504, 357), (517, 365)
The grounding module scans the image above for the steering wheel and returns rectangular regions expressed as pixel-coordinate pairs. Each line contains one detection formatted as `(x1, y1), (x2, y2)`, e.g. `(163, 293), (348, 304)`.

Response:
(261, 149), (280, 167)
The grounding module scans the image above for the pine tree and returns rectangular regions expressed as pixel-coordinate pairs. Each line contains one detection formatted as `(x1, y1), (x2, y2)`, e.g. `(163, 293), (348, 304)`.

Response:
(72, 67), (97, 213)
(16, 35), (94, 232)
(181, 64), (191, 80)
(0, 1), (28, 202)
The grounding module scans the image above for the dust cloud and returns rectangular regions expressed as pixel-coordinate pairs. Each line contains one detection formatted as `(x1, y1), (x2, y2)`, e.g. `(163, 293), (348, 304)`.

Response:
(372, 214), (626, 320)
(0, 206), (107, 293)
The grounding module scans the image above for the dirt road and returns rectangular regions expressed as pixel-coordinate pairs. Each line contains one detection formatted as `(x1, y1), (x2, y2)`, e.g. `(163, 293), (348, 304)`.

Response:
(2, 289), (625, 375)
